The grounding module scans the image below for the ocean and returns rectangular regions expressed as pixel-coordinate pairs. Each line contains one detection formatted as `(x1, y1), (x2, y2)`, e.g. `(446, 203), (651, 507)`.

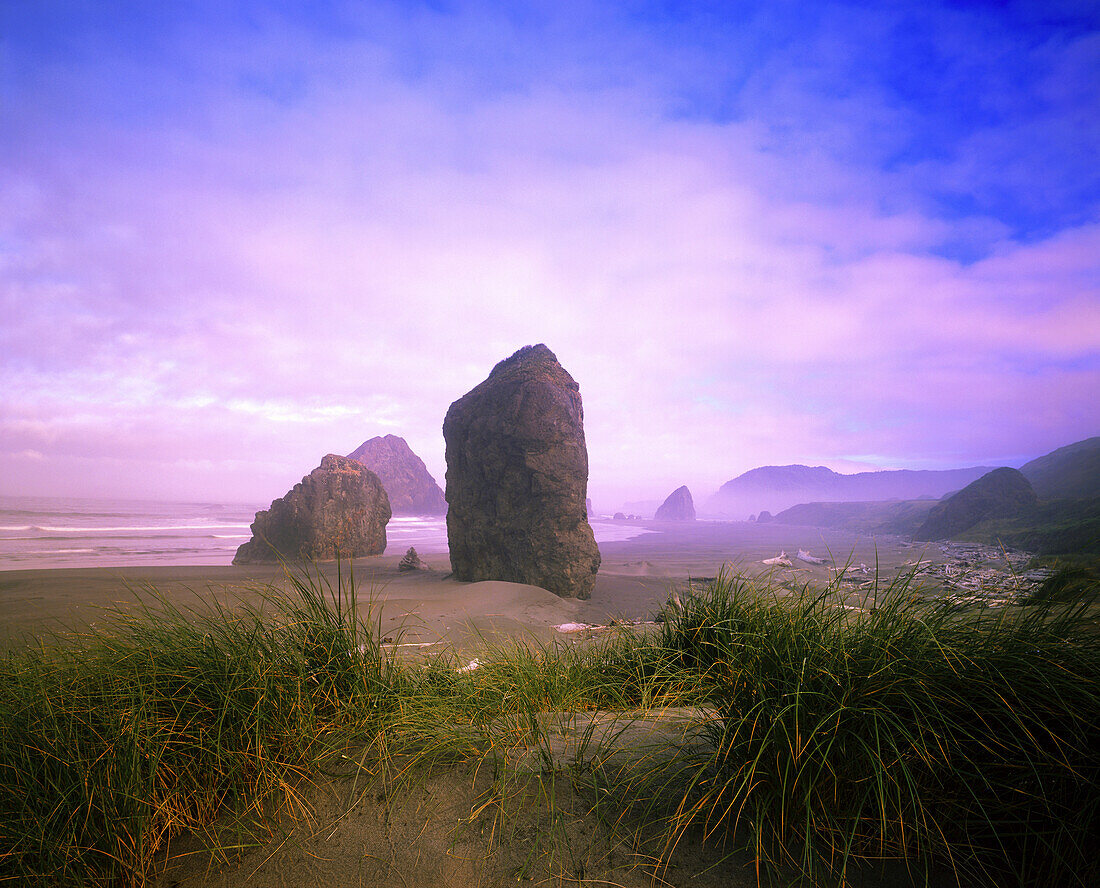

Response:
(0, 495), (641, 571)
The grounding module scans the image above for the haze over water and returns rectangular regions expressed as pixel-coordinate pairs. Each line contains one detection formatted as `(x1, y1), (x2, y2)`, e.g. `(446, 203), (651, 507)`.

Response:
(0, 497), (644, 571)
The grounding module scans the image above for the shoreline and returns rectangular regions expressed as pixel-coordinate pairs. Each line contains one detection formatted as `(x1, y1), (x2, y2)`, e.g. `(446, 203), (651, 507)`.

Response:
(0, 522), (949, 649)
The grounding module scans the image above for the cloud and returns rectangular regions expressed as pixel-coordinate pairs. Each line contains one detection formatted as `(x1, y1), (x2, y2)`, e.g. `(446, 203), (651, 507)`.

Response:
(1, 1), (1098, 505)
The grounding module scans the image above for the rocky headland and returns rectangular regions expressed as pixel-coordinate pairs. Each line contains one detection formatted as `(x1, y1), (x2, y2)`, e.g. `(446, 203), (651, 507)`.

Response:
(915, 467), (1038, 542)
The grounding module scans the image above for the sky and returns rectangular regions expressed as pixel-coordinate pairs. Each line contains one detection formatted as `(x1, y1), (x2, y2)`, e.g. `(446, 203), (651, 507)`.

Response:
(2, 0), (1099, 510)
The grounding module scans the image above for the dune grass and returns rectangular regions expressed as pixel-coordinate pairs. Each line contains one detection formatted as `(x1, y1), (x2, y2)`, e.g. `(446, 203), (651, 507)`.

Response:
(0, 565), (395, 886)
(651, 568), (1100, 887)
(0, 564), (1096, 887)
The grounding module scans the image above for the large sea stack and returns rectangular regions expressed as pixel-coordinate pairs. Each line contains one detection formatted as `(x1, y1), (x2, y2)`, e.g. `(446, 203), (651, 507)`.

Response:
(443, 344), (600, 598)
(234, 454), (391, 563)
(915, 467), (1038, 541)
(655, 485), (696, 521)
(347, 434), (447, 515)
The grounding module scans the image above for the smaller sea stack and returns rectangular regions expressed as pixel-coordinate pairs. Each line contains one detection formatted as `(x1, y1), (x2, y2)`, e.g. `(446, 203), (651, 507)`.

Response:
(234, 454), (391, 563)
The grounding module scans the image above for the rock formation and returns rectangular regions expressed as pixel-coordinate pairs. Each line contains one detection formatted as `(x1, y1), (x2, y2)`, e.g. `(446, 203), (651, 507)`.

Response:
(757, 510), (774, 524)
(346, 434), (447, 515)
(398, 547), (427, 571)
(234, 454), (391, 563)
(443, 344), (600, 598)
(655, 485), (696, 521)
(915, 468), (1038, 541)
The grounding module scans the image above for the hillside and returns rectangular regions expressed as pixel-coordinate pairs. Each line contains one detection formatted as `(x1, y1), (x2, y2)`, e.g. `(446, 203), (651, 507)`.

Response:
(915, 468), (1038, 541)
(1020, 436), (1100, 499)
(953, 497), (1100, 556)
(774, 500), (936, 536)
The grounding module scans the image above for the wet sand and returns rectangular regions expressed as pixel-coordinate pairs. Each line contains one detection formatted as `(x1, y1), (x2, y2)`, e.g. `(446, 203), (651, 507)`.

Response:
(0, 520), (941, 650)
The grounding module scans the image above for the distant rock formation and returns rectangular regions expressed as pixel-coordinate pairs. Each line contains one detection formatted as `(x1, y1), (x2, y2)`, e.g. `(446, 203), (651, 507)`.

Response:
(619, 499), (660, 518)
(443, 344), (600, 599)
(757, 510), (774, 524)
(398, 547), (427, 571)
(613, 512), (626, 520)
(915, 468), (1038, 541)
(346, 434), (447, 515)
(1020, 436), (1100, 500)
(655, 485), (696, 521)
(234, 454), (391, 563)
(704, 464), (995, 518)
(586, 498), (593, 516)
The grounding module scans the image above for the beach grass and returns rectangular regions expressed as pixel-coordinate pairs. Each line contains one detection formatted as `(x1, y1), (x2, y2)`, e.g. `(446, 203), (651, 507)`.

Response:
(0, 564), (396, 886)
(649, 567), (1100, 887)
(0, 565), (1097, 887)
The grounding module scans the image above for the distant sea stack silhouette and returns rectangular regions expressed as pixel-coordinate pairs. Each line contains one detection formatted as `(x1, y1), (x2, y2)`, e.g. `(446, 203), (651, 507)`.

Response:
(443, 344), (600, 599)
(347, 434), (447, 515)
(234, 454), (391, 563)
(915, 467), (1037, 541)
(655, 486), (696, 521)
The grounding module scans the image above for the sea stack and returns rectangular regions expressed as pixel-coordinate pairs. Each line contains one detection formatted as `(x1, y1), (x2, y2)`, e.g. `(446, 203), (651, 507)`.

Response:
(443, 344), (601, 598)
(347, 434), (447, 515)
(233, 454), (391, 563)
(655, 485), (696, 521)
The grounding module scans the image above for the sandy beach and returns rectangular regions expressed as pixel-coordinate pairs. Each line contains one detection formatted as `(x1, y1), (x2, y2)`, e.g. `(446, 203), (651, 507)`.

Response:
(0, 520), (940, 650)
(0, 523), (1045, 888)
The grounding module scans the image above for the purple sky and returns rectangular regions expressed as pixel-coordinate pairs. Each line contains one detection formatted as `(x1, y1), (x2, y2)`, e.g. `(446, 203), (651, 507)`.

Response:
(2, 1), (1098, 510)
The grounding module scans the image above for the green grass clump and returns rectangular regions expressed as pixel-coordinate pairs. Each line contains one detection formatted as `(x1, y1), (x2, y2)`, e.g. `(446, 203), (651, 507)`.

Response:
(655, 568), (1100, 887)
(1026, 563), (1100, 604)
(376, 631), (701, 774)
(0, 566), (691, 887)
(0, 565), (395, 887)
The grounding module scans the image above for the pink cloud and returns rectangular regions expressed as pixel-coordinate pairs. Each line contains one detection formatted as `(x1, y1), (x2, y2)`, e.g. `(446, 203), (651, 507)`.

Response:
(3, 5), (1097, 505)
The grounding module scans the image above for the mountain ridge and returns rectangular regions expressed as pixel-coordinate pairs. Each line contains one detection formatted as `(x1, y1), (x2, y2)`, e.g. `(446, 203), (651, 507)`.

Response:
(1020, 436), (1100, 500)
(704, 464), (995, 518)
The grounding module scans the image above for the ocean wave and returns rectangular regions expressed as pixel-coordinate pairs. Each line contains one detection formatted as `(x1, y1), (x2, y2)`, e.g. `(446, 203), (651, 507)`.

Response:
(28, 523), (253, 533)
